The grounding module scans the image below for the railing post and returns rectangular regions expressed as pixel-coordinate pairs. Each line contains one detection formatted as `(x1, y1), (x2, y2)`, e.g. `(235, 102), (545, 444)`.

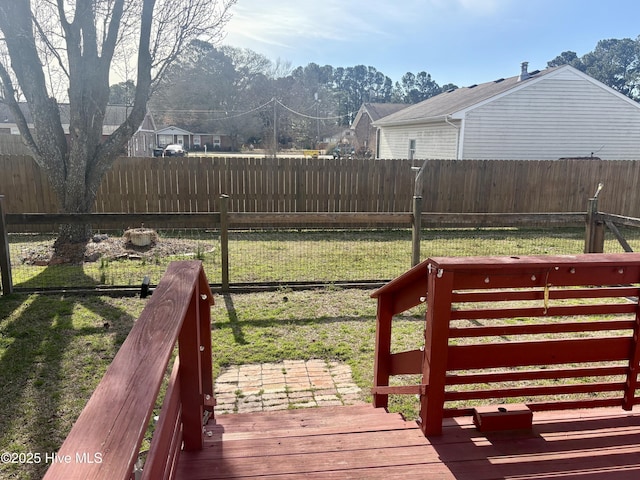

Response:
(0, 195), (13, 295)
(584, 183), (605, 253)
(372, 293), (393, 409)
(624, 294), (640, 410)
(420, 264), (454, 436)
(219, 194), (229, 292)
(178, 286), (204, 451)
(412, 195), (422, 266)
(198, 269), (215, 415)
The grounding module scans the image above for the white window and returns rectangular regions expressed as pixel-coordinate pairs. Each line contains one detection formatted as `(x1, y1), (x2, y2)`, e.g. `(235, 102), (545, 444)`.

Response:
(158, 134), (173, 146)
(409, 139), (416, 161)
(193, 135), (201, 146)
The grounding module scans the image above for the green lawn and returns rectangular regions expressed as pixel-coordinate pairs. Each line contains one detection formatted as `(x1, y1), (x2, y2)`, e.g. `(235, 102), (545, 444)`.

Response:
(9, 226), (620, 291)
(0, 293), (146, 479)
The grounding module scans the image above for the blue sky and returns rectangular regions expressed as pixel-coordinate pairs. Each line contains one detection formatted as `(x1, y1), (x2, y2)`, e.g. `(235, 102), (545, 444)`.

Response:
(223, 0), (640, 87)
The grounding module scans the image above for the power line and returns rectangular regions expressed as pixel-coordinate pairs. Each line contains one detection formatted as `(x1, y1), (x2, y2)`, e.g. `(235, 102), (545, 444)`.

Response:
(276, 99), (351, 121)
(152, 97), (356, 122)
(152, 98), (274, 121)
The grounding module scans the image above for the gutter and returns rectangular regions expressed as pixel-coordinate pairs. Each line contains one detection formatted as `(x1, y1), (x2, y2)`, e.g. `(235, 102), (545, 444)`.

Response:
(372, 114), (455, 128)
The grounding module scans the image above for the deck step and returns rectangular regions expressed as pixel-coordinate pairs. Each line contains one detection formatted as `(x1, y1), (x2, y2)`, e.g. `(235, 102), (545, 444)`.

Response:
(211, 405), (413, 440)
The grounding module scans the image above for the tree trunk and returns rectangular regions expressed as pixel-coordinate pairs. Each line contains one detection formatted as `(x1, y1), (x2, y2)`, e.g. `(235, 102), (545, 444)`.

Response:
(0, 0), (232, 262)
(54, 224), (92, 263)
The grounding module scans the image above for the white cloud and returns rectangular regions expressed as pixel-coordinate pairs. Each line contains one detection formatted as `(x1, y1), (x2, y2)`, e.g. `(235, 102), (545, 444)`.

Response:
(226, 0), (386, 44)
(222, 0), (514, 73)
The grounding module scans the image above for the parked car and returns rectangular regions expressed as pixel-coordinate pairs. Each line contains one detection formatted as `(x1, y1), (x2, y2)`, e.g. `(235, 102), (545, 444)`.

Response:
(163, 144), (187, 157)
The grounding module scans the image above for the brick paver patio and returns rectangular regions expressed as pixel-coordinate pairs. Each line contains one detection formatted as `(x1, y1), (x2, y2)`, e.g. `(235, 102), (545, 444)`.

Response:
(214, 359), (365, 414)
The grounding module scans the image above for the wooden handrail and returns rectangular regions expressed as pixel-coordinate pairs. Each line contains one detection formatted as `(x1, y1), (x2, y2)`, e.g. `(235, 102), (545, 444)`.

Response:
(43, 261), (214, 480)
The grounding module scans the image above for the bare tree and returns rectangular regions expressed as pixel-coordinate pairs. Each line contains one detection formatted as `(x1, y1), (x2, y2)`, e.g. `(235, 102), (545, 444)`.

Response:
(0, 0), (235, 250)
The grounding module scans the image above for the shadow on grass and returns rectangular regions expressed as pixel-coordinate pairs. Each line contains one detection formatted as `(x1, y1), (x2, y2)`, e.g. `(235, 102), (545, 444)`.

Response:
(222, 294), (247, 345)
(0, 265), (137, 480)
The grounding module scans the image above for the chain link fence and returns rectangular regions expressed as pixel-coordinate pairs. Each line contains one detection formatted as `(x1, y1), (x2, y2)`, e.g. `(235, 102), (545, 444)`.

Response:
(4, 224), (591, 293)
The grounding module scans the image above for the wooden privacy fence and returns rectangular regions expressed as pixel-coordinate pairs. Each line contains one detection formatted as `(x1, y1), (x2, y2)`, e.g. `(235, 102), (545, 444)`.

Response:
(3, 155), (640, 215)
(372, 253), (640, 436)
(43, 261), (215, 480)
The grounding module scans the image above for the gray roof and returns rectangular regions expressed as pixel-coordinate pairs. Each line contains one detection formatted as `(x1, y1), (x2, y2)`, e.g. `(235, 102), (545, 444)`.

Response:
(362, 103), (408, 121)
(0, 103), (132, 126)
(374, 65), (563, 126)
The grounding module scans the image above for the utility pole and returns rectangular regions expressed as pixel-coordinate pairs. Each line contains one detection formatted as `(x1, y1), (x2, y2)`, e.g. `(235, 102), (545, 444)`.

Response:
(272, 97), (277, 158)
(314, 92), (320, 149)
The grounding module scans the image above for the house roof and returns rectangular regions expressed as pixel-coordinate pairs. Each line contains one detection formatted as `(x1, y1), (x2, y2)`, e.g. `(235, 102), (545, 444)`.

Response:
(373, 65), (566, 127)
(363, 103), (408, 121)
(0, 103), (31, 124)
(150, 108), (229, 135)
(155, 125), (192, 136)
(351, 102), (407, 128)
(0, 103), (141, 128)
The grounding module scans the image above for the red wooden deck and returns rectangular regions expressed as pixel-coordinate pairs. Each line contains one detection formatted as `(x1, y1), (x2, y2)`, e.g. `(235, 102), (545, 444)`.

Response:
(44, 257), (640, 479)
(174, 405), (640, 479)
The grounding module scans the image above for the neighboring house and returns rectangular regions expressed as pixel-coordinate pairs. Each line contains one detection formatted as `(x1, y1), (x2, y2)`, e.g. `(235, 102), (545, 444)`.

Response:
(373, 63), (640, 160)
(155, 125), (232, 152)
(0, 103), (155, 157)
(103, 105), (156, 157)
(351, 103), (407, 153)
(334, 127), (356, 147)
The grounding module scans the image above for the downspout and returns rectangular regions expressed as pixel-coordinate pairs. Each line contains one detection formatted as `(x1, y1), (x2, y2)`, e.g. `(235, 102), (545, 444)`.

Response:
(444, 115), (463, 159)
(444, 115), (457, 130)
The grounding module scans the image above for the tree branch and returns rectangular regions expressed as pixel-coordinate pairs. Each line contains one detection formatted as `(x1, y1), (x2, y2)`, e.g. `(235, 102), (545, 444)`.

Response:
(0, 63), (39, 155)
(32, 13), (70, 79)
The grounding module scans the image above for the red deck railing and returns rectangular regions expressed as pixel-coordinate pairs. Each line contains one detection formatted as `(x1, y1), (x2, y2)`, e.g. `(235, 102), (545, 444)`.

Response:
(43, 261), (214, 480)
(372, 253), (640, 435)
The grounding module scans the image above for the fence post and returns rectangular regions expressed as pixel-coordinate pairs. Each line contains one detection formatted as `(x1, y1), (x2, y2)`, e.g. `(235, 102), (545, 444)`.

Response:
(0, 195), (13, 295)
(412, 195), (422, 266)
(584, 183), (605, 253)
(219, 194), (229, 292)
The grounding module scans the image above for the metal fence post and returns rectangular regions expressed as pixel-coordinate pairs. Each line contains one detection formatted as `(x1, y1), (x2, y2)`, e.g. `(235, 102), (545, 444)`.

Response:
(412, 195), (422, 266)
(219, 195), (229, 292)
(0, 195), (13, 295)
(584, 183), (604, 253)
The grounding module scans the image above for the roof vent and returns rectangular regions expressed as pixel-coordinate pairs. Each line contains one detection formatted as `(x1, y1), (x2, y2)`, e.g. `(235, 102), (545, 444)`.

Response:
(518, 62), (530, 81)
(494, 78), (505, 83)
(468, 84), (477, 89)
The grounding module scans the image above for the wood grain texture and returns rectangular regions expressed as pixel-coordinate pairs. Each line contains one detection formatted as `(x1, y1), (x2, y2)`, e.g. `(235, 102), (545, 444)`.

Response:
(174, 405), (640, 480)
(4, 156), (640, 217)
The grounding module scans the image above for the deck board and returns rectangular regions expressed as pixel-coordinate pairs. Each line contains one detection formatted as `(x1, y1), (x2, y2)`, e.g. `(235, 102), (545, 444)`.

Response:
(174, 405), (640, 479)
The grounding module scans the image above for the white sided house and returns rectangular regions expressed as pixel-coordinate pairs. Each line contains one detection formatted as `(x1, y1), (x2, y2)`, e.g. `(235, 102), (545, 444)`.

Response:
(373, 63), (640, 160)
